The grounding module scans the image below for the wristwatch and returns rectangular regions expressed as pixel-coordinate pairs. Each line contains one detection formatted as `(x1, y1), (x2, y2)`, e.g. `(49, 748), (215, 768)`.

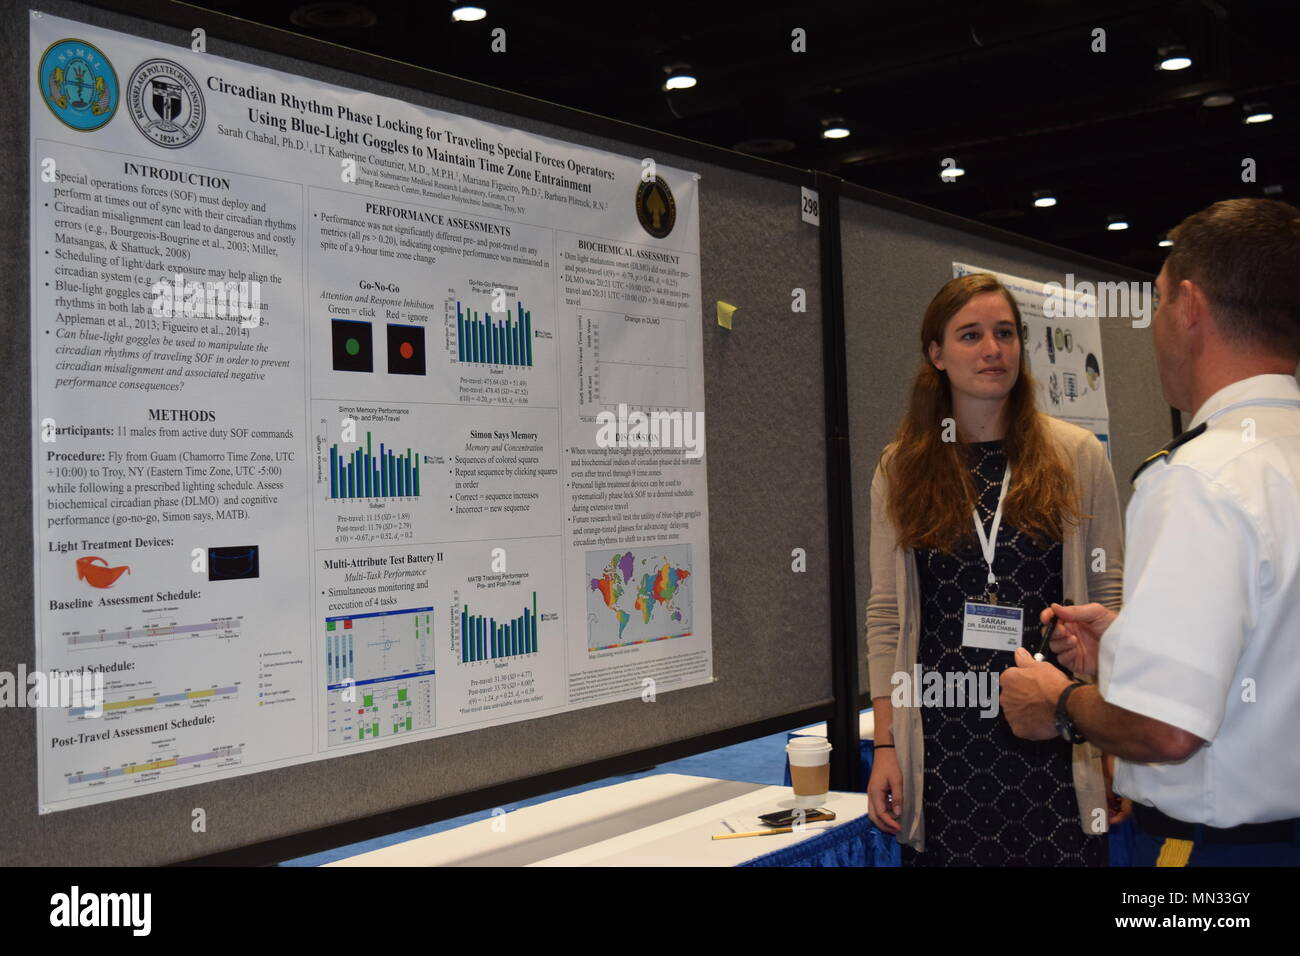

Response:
(1054, 680), (1088, 743)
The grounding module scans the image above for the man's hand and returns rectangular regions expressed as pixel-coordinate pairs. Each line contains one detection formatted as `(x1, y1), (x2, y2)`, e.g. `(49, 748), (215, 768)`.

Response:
(1040, 602), (1117, 678)
(1000, 647), (1072, 739)
(1102, 753), (1132, 825)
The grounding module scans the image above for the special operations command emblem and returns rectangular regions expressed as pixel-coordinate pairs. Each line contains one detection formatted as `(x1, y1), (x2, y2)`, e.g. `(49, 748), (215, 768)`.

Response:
(39, 38), (119, 131)
(635, 175), (677, 239)
(126, 58), (206, 149)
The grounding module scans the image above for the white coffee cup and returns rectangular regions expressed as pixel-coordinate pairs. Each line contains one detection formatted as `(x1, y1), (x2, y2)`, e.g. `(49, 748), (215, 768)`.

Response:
(785, 737), (832, 808)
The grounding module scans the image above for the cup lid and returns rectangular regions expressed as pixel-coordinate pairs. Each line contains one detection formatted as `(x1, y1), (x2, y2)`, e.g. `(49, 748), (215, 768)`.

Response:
(786, 737), (831, 751)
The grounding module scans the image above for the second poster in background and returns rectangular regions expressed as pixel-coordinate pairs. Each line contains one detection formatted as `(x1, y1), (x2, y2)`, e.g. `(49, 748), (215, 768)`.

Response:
(953, 261), (1112, 454)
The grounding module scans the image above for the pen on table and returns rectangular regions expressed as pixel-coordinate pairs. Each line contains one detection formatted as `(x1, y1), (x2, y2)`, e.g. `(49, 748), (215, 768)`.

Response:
(712, 827), (797, 839)
(713, 818), (833, 839)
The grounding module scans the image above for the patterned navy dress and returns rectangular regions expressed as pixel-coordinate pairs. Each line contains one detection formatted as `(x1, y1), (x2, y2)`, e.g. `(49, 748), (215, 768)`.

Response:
(900, 439), (1105, 867)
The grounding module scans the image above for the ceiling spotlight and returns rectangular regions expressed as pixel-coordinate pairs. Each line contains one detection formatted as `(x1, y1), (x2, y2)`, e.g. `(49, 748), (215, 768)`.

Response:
(1032, 190), (1056, 208)
(662, 64), (697, 91)
(1157, 44), (1192, 71)
(1243, 102), (1273, 124)
(450, 5), (486, 22)
(1107, 215), (1129, 231)
(821, 118), (850, 139)
(939, 163), (965, 182)
(1157, 236), (1173, 247)
(1202, 92), (1235, 108)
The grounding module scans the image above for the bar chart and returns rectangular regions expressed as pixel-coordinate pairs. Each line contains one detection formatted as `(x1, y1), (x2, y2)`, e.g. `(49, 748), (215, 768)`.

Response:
(458, 591), (538, 663)
(455, 298), (534, 368)
(328, 431), (421, 500)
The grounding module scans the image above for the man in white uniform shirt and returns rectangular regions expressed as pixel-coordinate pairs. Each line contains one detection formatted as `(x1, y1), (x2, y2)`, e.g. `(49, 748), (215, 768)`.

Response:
(1000, 198), (1300, 866)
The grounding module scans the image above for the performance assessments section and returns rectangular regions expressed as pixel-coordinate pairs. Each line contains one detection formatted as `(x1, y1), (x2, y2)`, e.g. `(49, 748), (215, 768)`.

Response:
(29, 11), (711, 813)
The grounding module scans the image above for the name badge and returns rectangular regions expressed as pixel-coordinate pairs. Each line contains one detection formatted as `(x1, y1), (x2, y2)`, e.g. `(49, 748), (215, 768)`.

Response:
(961, 602), (1024, 651)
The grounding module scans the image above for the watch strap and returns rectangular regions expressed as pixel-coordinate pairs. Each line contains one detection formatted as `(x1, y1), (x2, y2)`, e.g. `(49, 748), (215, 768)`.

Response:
(1055, 680), (1088, 743)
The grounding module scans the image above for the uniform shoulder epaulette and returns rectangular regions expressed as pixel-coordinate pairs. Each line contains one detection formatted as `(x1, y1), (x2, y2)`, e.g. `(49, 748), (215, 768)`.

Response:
(1130, 421), (1208, 484)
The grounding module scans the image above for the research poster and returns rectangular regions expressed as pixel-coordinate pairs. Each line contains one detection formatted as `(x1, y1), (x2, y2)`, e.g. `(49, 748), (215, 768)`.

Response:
(30, 11), (711, 813)
(952, 262), (1112, 454)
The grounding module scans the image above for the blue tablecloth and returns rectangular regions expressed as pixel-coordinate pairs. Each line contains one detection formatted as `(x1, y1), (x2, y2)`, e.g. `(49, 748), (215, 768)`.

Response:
(783, 724), (1137, 866)
(739, 813), (876, 867)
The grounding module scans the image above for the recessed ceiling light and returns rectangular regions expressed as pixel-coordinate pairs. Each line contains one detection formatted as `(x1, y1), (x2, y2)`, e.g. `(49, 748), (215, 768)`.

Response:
(1032, 189), (1056, 208)
(940, 164), (965, 181)
(1202, 92), (1235, 108)
(1158, 237), (1173, 247)
(1107, 215), (1129, 231)
(662, 64), (696, 91)
(1157, 44), (1191, 71)
(451, 6), (487, 21)
(819, 117), (850, 139)
(1243, 102), (1274, 124)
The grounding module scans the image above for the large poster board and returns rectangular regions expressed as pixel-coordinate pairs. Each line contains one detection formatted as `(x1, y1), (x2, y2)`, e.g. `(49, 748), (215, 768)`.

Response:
(30, 10), (711, 813)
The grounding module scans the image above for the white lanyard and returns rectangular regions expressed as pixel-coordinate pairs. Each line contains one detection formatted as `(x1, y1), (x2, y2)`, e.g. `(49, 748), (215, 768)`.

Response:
(972, 465), (1011, 602)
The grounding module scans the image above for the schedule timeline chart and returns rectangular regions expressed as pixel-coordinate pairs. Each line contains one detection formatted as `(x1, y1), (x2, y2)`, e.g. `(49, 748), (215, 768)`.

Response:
(64, 745), (244, 789)
(461, 592), (538, 663)
(329, 432), (421, 499)
(456, 300), (534, 367)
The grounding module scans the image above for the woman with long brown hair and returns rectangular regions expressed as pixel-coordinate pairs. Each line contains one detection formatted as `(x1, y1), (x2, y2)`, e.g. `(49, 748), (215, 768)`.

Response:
(865, 272), (1126, 866)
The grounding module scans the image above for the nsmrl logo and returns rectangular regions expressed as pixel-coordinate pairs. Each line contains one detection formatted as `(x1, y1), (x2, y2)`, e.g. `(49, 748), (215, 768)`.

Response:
(127, 58), (205, 148)
(39, 38), (119, 131)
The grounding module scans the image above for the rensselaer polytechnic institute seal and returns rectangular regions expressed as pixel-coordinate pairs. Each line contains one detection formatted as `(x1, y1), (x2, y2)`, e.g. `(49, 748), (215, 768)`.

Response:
(127, 58), (205, 148)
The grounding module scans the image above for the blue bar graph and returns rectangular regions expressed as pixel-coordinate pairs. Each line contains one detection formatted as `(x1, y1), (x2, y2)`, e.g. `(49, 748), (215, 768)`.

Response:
(461, 592), (538, 663)
(330, 432), (421, 499)
(456, 300), (534, 368)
